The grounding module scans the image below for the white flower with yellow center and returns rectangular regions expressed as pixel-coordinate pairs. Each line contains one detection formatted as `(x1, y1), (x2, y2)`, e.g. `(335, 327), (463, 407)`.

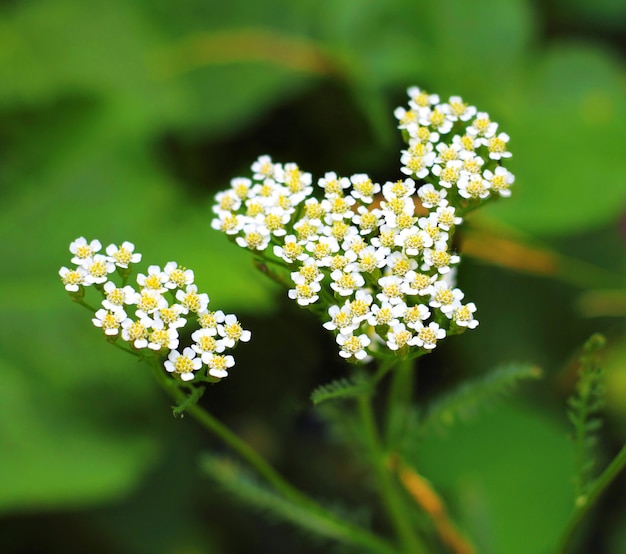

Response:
(318, 172), (350, 197)
(414, 322), (446, 350)
(386, 323), (417, 351)
(323, 304), (357, 335)
(164, 347), (202, 382)
(453, 303), (479, 329)
(294, 219), (321, 243)
(429, 281), (464, 315)
(377, 275), (405, 305)
(483, 167), (514, 197)
(434, 205), (462, 231)
(92, 308), (126, 336)
(483, 132), (511, 160)
(349, 246), (387, 274)
(82, 254), (115, 285)
(293, 259), (324, 284)
(102, 281), (135, 312)
(402, 271), (435, 296)
(457, 174), (490, 200)
(132, 290), (168, 318)
(121, 317), (151, 349)
(203, 353), (235, 379)
(191, 328), (225, 356)
(307, 235), (340, 266)
(387, 251), (417, 277)
(105, 241), (141, 268)
(418, 184), (447, 209)
(137, 265), (166, 293)
(402, 304), (431, 329)
(367, 302), (405, 328)
(218, 314), (251, 348)
(59, 266), (87, 292)
(336, 333), (371, 360)
(213, 190), (241, 213)
(445, 96), (476, 122)
(349, 290), (373, 323)
(467, 112), (498, 138)
(288, 279), (321, 306)
(152, 304), (186, 330)
(432, 160), (462, 188)
(162, 262), (194, 290)
(274, 235), (307, 264)
(147, 324), (179, 351)
(396, 228), (433, 257)
(175, 284), (209, 314)
(70, 237), (101, 264)
(352, 206), (382, 235)
(407, 87), (439, 109)
(197, 309), (224, 330)
(350, 174), (380, 204)
(211, 212), (243, 235)
(382, 178), (417, 200)
(422, 243), (460, 275)
(235, 224), (270, 251)
(231, 177), (252, 200)
(251, 155), (279, 181)
(330, 270), (365, 297)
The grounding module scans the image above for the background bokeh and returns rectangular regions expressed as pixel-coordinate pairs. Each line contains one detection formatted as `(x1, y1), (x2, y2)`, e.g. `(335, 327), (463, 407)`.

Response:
(1, 0), (625, 552)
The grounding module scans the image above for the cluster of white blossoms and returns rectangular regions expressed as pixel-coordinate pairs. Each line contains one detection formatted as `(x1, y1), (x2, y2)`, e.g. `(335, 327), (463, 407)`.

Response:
(211, 87), (513, 362)
(60, 237), (250, 382)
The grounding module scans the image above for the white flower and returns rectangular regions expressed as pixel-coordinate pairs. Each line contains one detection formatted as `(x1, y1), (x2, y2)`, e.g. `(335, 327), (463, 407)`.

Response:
(132, 290), (168, 318)
(432, 160), (462, 188)
(382, 178), (416, 200)
(413, 322), (446, 350)
(457, 174), (490, 200)
(230, 177), (252, 200)
(386, 251), (417, 277)
(251, 155), (279, 181)
(386, 323), (417, 351)
(191, 328), (225, 356)
(419, 106), (453, 134)
(218, 314), (251, 348)
(484, 166), (514, 197)
(453, 303), (479, 329)
(349, 174), (380, 204)
(444, 96), (476, 122)
(203, 353), (235, 379)
(260, 208), (291, 237)
(198, 310), (225, 330)
(330, 270), (365, 297)
(136, 265), (166, 293)
(121, 317), (151, 349)
(235, 223), (271, 251)
(164, 347), (203, 382)
(377, 275), (405, 305)
(336, 333), (371, 360)
(352, 206), (382, 235)
(59, 266), (87, 292)
(434, 205), (462, 231)
(70, 237), (101, 264)
(306, 235), (340, 266)
(92, 308), (126, 336)
(82, 254), (116, 285)
(401, 271), (435, 296)
(323, 304), (357, 335)
(467, 112), (498, 138)
(147, 323), (179, 351)
(400, 150), (436, 179)
(321, 195), (356, 222)
(422, 243), (460, 275)
(211, 212), (244, 235)
(367, 302), (405, 327)
(162, 261), (194, 290)
(105, 241), (141, 268)
(318, 171), (350, 197)
(349, 290), (373, 323)
(396, 228), (433, 257)
(274, 235), (307, 263)
(429, 281), (464, 315)
(402, 304), (431, 329)
(407, 87), (439, 109)
(288, 279), (321, 306)
(482, 132), (511, 160)
(102, 281), (135, 312)
(151, 304), (187, 330)
(213, 189), (242, 213)
(417, 184), (447, 209)
(175, 284), (210, 314)
(349, 246), (387, 274)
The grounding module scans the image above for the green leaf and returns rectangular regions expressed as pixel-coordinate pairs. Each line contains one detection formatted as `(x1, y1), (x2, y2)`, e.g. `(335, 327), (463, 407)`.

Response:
(310, 376), (371, 405)
(417, 363), (542, 435)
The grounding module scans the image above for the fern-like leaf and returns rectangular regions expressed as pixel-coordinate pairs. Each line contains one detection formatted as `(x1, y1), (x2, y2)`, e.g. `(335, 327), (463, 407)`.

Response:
(418, 362), (542, 435)
(200, 453), (372, 549)
(567, 333), (607, 499)
(311, 376), (371, 405)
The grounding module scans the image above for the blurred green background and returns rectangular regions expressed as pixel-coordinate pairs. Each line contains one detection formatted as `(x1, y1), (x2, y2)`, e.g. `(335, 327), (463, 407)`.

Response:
(1, 0), (625, 552)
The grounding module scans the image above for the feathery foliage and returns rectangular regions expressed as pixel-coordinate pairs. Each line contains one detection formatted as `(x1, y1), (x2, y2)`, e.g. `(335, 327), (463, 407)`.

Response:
(567, 333), (607, 500)
(417, 362), (542, 435)
(311, 376), (372, 405)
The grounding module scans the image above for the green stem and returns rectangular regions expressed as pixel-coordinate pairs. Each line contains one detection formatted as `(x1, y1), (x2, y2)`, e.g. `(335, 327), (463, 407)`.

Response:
(384, 357), (414, 449)
(559, 443), (626, 553)
(150, 362), (399, 554)
(358, 394), (425, 553)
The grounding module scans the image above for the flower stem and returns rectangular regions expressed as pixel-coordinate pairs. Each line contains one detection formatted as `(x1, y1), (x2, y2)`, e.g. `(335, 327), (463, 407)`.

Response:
(150, 362), (399, 554)
(358, 393), (425, 553)
(384, 357), (415, 449)
(559, 443), (626, 553)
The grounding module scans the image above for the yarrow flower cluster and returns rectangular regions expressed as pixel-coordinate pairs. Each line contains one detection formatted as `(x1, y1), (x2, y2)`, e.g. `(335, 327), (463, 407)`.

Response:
(60, 237), (250, 382)
(211, 87), (514, 362)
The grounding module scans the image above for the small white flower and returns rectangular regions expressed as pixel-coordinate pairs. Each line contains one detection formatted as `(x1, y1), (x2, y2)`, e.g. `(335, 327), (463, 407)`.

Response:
(121, 317), (152, 349)
(235, 223), (271, 251)
(367, 302), (405, 327)
(92, 308), (126, 336)
(147, 322), (179, 351)
(336, 333), (371, 360)
(407, 87), (439, 109)
(102, 281), (135, 312)
(453, 302), (479, 329)
(175, 284), (210, 314)
(105, 241), (141, 268)
(251, 155), (279, 181)
(418, 184), (447, 209)
(386, 323), (417, 351)
(82, 254), (116, 285)
(377, 275), (405, 305)
(352, 206), (382, 235)
(132, 290), (168, 318)
(432, 160), (462, 188)
(306, 235), (340, 266)
(429, 281), (464, 315)
(482, 132), (511, 160)
(483, 166), (514, 197)
(323, 304), (357, 335)
(162, 261), (194, 290)
(444, 96), (477, 122)
(191, 328), (225, 356)
(203, 353), (235, 379)
(288, 279), (321, 306)
(402, 304), (431, 329)
(401, 271), (435, 296)
(164, 347), (203, 382)
(396, 228), (433, 257)
(318, 171), (351, 197)
(136, 265), (166, 293)
(413, 322), (446, 350)
(70, 237), (101, 264)
(218, 314), (251, 348)
(213, 189), (242, 213)
(382, 178), (416, 200)
(274, 235), (308, 263)
(349, 174), (380, 204)
(211, 212), (244, 235)
(330, 270), (365, 297)
(434, 205), (462, 231)
(467, 112), (498, 138)
(422, 243), (460, 275)
(457, 174), (490, 200)
(59, 266), (87, 292)
(349, 290), (373, 323)
(151, 304), (187, 330)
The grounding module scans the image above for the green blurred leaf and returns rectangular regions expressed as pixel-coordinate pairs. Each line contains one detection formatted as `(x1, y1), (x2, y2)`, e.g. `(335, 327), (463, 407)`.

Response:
(406, 402), (574, 554)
